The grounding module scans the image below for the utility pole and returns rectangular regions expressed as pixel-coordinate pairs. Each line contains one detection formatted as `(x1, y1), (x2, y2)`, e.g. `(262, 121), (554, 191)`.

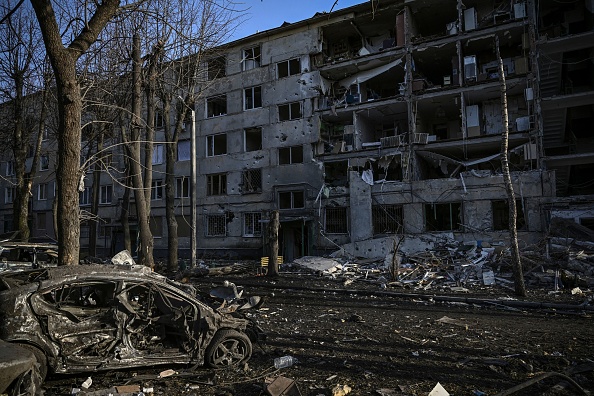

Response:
(189, 107), (197, 268)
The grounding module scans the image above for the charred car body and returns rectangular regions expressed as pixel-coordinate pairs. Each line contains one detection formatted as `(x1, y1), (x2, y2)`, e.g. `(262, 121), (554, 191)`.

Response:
(0, 265), (264, 379)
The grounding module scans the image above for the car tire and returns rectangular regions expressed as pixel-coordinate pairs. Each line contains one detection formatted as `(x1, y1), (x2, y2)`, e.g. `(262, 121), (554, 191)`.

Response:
(18, 344), (47, 381)
(9, 365), (42, 396)
(204, 329), (252, 369)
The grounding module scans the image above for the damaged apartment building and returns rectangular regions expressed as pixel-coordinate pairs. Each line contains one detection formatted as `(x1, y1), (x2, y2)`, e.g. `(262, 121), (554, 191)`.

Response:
(1, 0), (593, 261)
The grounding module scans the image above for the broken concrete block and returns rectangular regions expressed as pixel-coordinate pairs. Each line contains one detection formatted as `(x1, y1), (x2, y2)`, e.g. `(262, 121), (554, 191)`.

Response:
(428, 382), (450, 396)
(115, 385), (140, 394)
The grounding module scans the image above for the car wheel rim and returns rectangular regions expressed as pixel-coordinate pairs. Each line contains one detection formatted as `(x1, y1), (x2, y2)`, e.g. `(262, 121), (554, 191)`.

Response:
(212, 339), (247, 366)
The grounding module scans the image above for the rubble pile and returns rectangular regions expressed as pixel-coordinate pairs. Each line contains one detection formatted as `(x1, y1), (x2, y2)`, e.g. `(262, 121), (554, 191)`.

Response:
(288, 236), (594, 294)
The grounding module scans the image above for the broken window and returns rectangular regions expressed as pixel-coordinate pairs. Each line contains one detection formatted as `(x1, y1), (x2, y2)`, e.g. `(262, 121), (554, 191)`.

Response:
(243, 212), (262, 237)
(279, 190), (304, 209)
(206, 95), (227, 117)
(244, 127), (262, 152)
(208, 55), (226, 80)
(324, 161), (349, 186)
(324, 207), (348, 234)
(372, 205), (403, 235)
(242, 169), (262, 193)
(79, 186), (91, 206)
(206, 214), (226, 236)
(175, 177), (190, 198)
(206, 134), (227, 157)
(278, 102), (302, 121)
(492, 200), (526, 231)
(277, 58), (301, 78)
(242, 46), (261, 71)
(244, 86), (262, 110)
(207, 173), (227, 196)
(177, 140), (190, 161)
(151, 180), (163, 200)
(100, 185), (112, 204)
(279, 145), (303, 165)
(155, 111), (165, 129)
(425, 202), (462, 231)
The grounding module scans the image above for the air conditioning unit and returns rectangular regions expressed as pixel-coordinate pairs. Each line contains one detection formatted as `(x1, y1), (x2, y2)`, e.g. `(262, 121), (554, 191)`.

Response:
(464, 56), (477, 81)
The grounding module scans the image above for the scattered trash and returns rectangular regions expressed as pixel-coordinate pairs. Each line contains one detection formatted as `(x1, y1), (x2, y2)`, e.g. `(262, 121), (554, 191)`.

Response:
(428, 382), (449, 396)
(436, 316), (470, 329)
(265, 376), (302, 396)
(331, 384), (352, 396)
(274, 355), (298, 369)
(81, 377), (92, 389)
(115, 384), (140, 393)
(158, 369), (177, 378)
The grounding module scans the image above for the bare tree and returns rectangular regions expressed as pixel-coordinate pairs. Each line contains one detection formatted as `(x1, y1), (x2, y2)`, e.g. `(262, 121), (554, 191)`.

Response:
(0, 2), (48, 242)
(496, 36), (526, 297)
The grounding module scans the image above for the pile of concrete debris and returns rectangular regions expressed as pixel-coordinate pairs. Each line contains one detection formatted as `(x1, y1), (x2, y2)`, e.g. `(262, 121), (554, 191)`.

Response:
(287, 229), (594, 294)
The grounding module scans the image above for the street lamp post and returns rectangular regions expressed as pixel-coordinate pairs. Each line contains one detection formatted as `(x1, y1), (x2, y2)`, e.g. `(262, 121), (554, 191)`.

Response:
(179, 95), (197, 268)
(189, 108), (197, 268)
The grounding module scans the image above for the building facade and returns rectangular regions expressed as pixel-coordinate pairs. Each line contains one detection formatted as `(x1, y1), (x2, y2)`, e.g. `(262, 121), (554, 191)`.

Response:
(1, 0), (592, 261)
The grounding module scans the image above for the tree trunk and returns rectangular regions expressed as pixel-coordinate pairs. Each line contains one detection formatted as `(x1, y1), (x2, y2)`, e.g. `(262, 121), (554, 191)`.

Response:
(496, 36), (526, 297)
(88, 132), (104, 257)
(30, 0), (121, 265)
(267, 210), (280, 277)
(163, 98), (178, 272)
(120, 157), (132, 254)
(128, 34), (154, 268)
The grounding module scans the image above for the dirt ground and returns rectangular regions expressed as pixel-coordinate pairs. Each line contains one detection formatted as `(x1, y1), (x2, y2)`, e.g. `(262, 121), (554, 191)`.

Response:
(42, 270), (594, 396)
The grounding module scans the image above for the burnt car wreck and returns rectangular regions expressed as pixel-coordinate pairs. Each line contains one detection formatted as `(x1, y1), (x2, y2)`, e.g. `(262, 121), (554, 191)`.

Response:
(0, 264), (264, 383)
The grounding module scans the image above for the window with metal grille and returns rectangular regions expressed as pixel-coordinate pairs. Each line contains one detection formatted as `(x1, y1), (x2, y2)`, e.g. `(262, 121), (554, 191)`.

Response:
(492, 200), (526, 231)
(206, 214), (226, 236)
(278, 101), (302, 121)
(279, 190), (304, 209)
(244, 212), (262, 237)
(325, 207), (348, 234)
(207, 173), (227, 196)
(372, 205), (403, 235)
(206, 134), (227, 157)
(242, 169), (262, 194)
(242, 46), (261, 71)
(244, 86), (262, 110)
(279, 145), (303, 164)
(277, 58), (301, 78)
(244, 127), (262, 152)
(206, 95), (227, 117)
(425, 202), (462, 231)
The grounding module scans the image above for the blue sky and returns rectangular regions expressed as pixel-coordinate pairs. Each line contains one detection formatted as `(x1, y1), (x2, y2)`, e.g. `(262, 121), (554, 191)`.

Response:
(230, 0), (366, 40)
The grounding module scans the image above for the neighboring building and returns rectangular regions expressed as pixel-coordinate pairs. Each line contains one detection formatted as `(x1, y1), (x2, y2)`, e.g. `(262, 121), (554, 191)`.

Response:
(1, 0), (592, 261)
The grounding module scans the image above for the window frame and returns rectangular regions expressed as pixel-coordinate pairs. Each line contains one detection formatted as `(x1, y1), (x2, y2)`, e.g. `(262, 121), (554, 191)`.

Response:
(277, 58), (301, 78)
(424, 202), (462, 232)
(278, 101), (302, 121)
(243, 212), (262, 237)
(279, 145), (304, 165)
(242, 46), (261, 71)
(175, 177), (190, 198)
(206, 173), (227, 196)
(40, 154), (49, 171)
(5, 160), (15, 176)
(79, 186), (92, 206)
(206, 95), (227, 118)
(37, 183), (48, 201)
(205, 133), (227, 157)
(99, 185), (113, 205)
(243, 86), (262, 110)
(151, 180), (164, 200)
(207, 55), (227, 80)
(152, 144), (164, 165)
(5, 187), (15, 204)
(278, 190), (305, 210)
(177, 140), (191, 161)
(206, 214), (226, 237)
